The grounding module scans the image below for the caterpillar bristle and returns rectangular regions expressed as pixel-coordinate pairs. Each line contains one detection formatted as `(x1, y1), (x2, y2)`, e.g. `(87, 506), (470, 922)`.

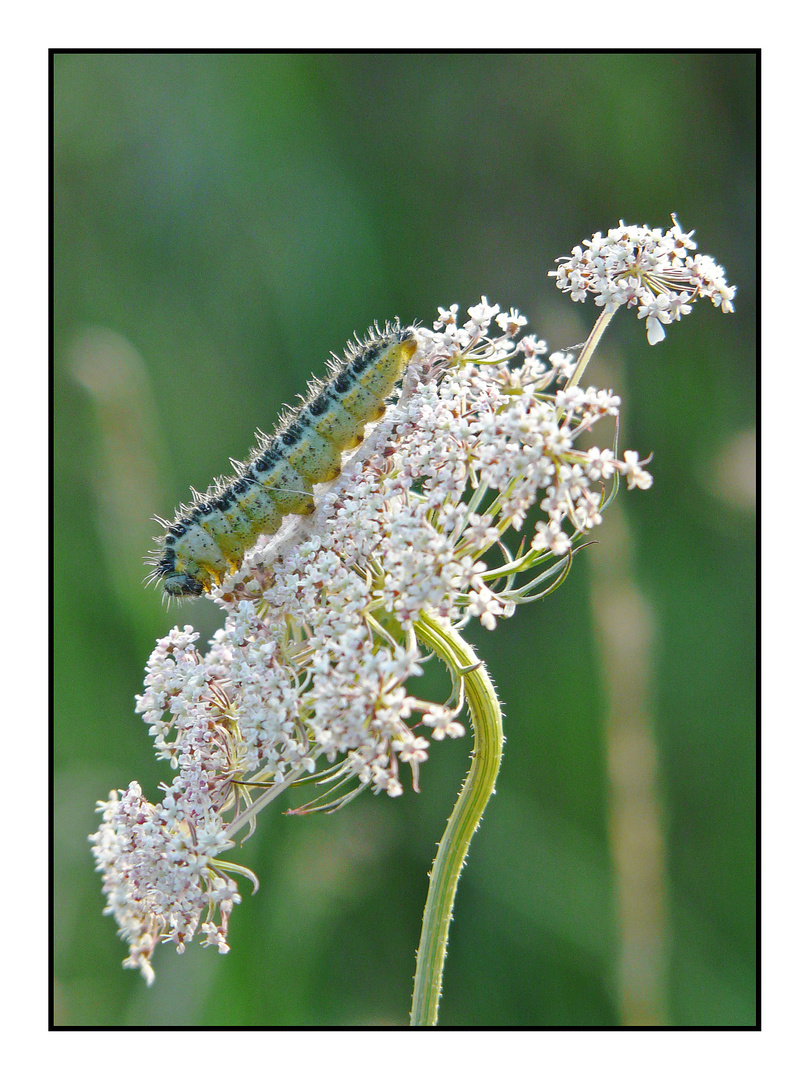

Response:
(148, 322), (419, 599)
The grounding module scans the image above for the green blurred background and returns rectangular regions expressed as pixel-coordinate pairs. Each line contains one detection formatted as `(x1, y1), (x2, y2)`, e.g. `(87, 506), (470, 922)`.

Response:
(53, 52), (757, 1027)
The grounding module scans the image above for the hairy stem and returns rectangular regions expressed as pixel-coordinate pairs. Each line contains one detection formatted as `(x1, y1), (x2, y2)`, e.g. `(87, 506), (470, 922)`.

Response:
(410, 612), (504, 1026)
(564, 305), (617, 395)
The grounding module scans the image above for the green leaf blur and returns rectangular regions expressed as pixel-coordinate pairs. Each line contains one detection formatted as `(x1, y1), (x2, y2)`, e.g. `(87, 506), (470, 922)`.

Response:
(53, 51), (756, 1027)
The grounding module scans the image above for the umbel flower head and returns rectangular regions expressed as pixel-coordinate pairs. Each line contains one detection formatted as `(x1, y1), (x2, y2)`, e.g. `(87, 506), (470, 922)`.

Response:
(550, 215), (736, 344)
(91, 291), (658, 984)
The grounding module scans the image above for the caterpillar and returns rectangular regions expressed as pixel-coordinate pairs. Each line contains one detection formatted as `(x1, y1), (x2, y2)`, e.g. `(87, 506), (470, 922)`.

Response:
(148, 321), (418, 599)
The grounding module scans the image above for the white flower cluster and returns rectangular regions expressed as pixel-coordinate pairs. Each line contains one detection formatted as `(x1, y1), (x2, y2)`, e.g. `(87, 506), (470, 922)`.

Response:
(550, 215), (736, 343)
(91, 298), (653, 981)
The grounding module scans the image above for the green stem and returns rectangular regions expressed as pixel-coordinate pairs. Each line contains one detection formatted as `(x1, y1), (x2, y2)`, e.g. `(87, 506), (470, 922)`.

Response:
(564, 305), (617, 395)
(410, 612), (504, 1026)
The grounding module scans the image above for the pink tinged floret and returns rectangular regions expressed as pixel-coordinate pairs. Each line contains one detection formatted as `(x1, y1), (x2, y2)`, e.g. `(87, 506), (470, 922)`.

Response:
(94, 295), (658, 982)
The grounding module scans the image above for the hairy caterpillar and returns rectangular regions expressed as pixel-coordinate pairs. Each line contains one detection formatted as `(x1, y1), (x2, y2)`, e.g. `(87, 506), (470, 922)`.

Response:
(148, 322), (418, 598)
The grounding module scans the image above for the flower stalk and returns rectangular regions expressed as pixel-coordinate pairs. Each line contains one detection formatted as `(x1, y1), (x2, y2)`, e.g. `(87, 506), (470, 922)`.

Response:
(564, 306), (617, 394)
(410, 612), (503, 1027)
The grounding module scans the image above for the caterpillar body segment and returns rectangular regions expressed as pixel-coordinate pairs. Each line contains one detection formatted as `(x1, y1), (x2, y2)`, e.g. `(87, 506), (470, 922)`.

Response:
(148, 322), (418, 598)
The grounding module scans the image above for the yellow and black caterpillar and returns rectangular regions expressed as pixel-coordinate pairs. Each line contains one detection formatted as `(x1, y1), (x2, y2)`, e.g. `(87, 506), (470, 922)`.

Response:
(148, 322), (418, 598)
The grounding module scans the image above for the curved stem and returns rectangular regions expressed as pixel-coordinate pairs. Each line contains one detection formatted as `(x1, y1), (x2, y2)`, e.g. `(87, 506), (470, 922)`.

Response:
(224, 764), (307, 840)
(410, 612), (504, 1026)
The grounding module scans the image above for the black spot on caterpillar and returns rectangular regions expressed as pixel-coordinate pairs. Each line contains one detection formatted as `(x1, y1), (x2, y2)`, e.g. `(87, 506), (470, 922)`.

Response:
(147, 322), (418, 598)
